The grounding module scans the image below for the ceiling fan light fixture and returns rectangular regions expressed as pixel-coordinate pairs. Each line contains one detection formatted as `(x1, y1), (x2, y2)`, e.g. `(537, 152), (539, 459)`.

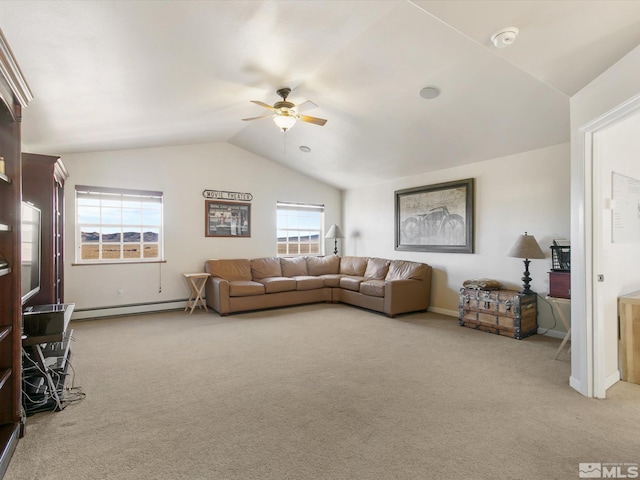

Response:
(273, 114), (296, 132)
(243, 87), (326, 131)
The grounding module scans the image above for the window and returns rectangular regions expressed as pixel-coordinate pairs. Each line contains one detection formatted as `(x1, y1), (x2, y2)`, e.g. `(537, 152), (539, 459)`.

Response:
(277, 202), (324, 256)
(75, 185), (163, 263)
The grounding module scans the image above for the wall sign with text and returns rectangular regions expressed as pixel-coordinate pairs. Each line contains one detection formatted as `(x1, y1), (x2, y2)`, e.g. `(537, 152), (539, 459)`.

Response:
(203, 189), (253, 201)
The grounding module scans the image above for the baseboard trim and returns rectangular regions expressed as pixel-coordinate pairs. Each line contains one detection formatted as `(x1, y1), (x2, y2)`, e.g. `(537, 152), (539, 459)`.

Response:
(72, 300), (189, 320)
(537, 327), (569, 340)
(74, 303), (458, 320)
(405, 307), (571, 341)
(570, 376), (587, 397)
(604, 370), (621, 391)
(428, 306), (458, 317)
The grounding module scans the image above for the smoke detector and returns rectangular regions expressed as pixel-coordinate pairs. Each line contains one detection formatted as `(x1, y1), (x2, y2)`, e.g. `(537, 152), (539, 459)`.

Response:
(491, 27), (519, 48)
(419, 86), (440, 100)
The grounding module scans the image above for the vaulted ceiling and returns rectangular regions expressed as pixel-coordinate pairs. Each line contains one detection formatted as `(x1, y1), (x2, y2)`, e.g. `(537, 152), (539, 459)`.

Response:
(2, 1), (640, 189)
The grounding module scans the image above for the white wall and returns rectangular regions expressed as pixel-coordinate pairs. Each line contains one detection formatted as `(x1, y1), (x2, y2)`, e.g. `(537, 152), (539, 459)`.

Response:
(62, 142), (342, 315)
(570, 43), (640, 396)
(343, 143), (570, 332)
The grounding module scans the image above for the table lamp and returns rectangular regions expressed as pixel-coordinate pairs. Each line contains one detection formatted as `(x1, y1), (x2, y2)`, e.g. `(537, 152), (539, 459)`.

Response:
(325, 224), (344, 255)
(506, 232), (545, 295)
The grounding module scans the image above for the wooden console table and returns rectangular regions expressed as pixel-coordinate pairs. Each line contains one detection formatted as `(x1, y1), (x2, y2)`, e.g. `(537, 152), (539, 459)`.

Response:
(619, 291), (640, 385)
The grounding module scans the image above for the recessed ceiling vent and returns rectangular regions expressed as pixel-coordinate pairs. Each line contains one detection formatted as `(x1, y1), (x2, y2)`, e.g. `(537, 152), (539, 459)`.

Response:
(419, 86), (440, 100)
(491, 27), (519, 48)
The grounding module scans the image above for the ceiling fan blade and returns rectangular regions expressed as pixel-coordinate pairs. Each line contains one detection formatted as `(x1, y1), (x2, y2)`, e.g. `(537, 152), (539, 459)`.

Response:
(295, 100), (318, 113)
(242, 114), (274, 121)
(250, 100), (276, 111)
(298, 115), (327, 126)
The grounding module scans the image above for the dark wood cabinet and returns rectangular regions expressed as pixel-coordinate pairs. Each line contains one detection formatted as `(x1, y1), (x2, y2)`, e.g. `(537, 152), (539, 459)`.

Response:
(0, 28), (33, 479)
(22, 153), (68, 306)
(549, 271), (570, 299)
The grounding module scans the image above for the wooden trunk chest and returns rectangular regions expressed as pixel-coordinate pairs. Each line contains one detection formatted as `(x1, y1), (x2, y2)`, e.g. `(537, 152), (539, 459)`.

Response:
(458, 288), (537, 340)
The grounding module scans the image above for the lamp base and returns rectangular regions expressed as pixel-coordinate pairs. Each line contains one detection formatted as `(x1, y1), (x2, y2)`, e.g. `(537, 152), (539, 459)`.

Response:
(520, 258), (535, 295)
(333, 239), (338, 255)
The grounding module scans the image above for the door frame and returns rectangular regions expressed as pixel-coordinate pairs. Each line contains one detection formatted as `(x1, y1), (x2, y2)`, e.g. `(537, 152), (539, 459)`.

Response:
(577, 92), (640, 398)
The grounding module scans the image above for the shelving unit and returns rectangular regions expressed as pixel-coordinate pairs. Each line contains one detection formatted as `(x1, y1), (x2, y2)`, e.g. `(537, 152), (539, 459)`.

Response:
(22, 154), (68, 306)
(0, 28), (33, 479)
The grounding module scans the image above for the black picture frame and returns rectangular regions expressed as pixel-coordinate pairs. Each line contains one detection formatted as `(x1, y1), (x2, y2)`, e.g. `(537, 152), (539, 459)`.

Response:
(395, 178), (474, 253)
(205, 200), (251, 237)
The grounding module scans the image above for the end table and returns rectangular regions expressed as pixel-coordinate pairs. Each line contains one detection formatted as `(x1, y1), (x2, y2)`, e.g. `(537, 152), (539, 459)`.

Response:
(546, 296), (571, 359)
(183, 273), (210, 314)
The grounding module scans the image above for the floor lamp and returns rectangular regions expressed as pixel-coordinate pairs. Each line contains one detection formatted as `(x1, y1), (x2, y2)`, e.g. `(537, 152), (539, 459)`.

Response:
(325, 224), (344, 255)
(506, 232), (545, 295)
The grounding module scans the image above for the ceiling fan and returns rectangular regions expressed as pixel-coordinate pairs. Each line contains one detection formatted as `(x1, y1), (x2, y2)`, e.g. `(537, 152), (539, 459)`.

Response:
(242, 87), (327, 132)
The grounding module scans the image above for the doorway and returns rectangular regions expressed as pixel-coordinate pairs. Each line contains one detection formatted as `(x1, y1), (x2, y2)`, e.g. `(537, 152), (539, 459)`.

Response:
(579, 93), (640, 398)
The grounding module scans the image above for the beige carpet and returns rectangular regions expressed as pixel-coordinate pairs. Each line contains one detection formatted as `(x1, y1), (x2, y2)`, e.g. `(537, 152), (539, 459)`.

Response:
(6, 304), (640, 480)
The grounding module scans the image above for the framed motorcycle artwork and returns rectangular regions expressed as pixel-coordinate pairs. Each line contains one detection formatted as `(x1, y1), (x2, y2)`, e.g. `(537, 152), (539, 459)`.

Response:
(395, 178), (474, 253)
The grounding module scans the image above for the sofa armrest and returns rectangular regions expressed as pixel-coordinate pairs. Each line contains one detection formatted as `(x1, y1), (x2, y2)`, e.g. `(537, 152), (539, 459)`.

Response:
(383, 278), (431, 317)
(205, 276), (230, 315)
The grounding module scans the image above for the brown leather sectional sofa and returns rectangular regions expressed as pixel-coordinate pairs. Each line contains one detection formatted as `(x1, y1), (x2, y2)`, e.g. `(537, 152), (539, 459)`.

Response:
(204, 255), (432, 317)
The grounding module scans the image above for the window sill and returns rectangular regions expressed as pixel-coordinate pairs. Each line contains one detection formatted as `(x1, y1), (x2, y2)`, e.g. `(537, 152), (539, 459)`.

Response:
(72, 260), (167, 266)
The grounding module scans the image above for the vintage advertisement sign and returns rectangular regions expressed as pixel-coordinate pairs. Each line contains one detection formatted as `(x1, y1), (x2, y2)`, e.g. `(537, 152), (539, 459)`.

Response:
(202, 189), (253, 201)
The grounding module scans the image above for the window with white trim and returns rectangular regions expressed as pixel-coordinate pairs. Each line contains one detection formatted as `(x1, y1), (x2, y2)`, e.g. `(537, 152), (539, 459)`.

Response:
(276, 202), (324, 256)
(75, 185), (163, 263)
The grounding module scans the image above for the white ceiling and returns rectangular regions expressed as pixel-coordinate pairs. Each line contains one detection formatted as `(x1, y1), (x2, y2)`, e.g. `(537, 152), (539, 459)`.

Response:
(2, 0), (640, 190)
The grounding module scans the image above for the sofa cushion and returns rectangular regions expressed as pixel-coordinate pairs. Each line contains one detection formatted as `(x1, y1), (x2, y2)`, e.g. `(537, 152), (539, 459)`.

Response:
(340, 256), (367, 276)
(386, 260), (428, 281)
(340, 275), (364, 291)
(293, 276), (324, 291)
(359, 279), (385, 297)
(364, 257), (391, 280)
(281, 257), (309, 277)
(206, 259), (252, 281)
(229, 280), (265, 297)
(258, 277), (296, 293)
(251, 257), (282, 280)
(306, 255), (340, 276)
(319, 274), (341, 287)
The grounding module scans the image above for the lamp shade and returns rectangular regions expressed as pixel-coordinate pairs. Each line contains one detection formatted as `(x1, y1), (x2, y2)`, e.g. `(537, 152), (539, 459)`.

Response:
(506, 232), (545, 259)
(325, 224), (345, 239)
(273, 114), (296, 132)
